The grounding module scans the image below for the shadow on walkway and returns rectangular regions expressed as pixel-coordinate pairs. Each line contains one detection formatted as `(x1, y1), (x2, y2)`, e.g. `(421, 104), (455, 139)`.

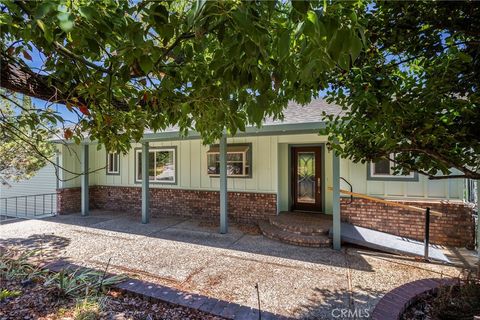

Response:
(44, 211), (373, 272)
(0, 233), (71, 261)
(297, 286), (385, 319)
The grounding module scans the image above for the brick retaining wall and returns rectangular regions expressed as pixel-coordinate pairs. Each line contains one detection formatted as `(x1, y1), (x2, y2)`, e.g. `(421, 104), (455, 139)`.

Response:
(64, 185), (277, 223)
(340, 198), (475, 247)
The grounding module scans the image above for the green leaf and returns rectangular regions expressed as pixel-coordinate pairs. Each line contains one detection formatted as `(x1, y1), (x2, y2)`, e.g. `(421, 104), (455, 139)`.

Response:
(79, 6), (95, 20)
(278, 29), (290, 60)
(338, 52), (350, 70)
(457, 52), (472, 63)
(350, 36), (363, 62)
(36, 20), (53, 43)
(57, 12), (74, 32)
(152, 4), (168, 24)
(306, 10), (318, 26)
(59, 19), (74, 32)
(57, 12), (70, 21)
(292, 0), (310, 14)
(35, 2), (53, 19)
(139, 57), (153, 74)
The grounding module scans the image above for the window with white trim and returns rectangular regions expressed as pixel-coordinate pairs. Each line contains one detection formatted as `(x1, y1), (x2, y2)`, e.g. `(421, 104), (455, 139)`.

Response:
(207, 144), (252, 178)
(135, 148), (176, 183)
(368, 154), (416, 180)
(106, 153), (120, 174)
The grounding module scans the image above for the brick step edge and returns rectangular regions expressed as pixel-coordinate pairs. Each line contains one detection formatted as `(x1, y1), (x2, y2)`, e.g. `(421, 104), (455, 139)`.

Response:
(269, 218), (330, 236)
(371, 278), (458, 320)
(259, 222), (332, 248)
(42, 260), (293, 320)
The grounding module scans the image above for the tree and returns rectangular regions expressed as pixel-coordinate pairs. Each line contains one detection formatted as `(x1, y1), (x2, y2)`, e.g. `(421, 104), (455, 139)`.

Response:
(0, 91), (56, 181)
(1, 0), (365, 154)
(323, 1), (480, 180)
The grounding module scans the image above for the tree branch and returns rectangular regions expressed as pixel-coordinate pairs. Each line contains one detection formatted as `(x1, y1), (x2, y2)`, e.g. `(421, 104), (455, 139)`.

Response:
(0, 55), (131, 111)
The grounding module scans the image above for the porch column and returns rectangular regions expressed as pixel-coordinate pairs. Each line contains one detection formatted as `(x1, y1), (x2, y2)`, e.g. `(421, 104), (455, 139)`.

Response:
(219, 133), (228, 234)
(332, 150), (341, 250)
(141, 142), (150, 224)
(81, 143), (89, 216)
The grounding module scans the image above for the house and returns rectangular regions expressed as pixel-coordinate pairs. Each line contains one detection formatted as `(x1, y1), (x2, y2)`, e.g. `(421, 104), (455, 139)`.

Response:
(55, 99), (476, 249)
(0, 162), (58, 218)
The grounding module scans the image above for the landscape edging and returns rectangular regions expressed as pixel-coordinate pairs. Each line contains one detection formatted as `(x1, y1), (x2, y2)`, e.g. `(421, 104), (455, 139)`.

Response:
(371, 277), (458, 320)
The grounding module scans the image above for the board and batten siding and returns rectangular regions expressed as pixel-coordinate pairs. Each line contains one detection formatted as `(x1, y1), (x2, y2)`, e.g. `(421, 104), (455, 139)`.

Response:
(57, 143), (82, 189)
(339, 158), (464, 200)
(84, 136), (278, 193)
(58, 133), (465, 215)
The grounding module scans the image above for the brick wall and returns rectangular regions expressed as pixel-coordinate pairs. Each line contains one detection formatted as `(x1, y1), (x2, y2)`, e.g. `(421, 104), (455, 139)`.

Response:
(87, 185), (277, 223)
(56, 187), (81, 214)
(340, 198), (475, 247)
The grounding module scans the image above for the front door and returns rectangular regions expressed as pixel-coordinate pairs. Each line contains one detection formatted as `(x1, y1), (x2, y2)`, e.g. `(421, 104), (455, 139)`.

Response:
(291, 147), (322, 212)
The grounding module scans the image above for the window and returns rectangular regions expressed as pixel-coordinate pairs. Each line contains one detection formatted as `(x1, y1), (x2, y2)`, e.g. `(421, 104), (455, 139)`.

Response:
(207, 144), (251, 178)
(135, 148), (176, 183)
(367, 154), (418, 181)
(106, 153), (120, 174)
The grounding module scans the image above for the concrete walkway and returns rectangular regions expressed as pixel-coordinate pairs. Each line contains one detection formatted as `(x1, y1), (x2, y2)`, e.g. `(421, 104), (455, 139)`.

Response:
(0, 210), (464, 319)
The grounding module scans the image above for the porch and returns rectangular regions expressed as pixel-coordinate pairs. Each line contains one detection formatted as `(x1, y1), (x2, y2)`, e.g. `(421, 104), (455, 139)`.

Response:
(76, 140), (343, 249)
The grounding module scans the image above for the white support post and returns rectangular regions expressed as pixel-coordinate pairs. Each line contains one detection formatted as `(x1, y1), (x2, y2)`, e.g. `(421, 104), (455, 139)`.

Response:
(141, 142), (150, 224)
(219, 134), (228, 234)
(332, 150), (341, 250)
(81, 144), (89, 216)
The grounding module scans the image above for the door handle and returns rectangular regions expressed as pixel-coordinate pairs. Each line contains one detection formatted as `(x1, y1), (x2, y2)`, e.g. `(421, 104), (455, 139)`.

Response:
(317, 178), (321, 194)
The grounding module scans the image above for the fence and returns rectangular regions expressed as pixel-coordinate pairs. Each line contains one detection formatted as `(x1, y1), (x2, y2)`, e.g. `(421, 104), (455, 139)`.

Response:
(0, 193), (57, 220)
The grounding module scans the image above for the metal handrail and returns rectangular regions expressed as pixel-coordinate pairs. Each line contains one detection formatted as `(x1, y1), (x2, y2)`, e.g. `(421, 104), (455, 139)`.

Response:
(0, 192), (57, 219)
(340, 177), (353, 204)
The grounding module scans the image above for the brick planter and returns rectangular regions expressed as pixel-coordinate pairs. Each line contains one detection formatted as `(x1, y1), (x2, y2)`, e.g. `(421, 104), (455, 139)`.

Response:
(341, 198), (475, 247)
(372, 278), (457, 320)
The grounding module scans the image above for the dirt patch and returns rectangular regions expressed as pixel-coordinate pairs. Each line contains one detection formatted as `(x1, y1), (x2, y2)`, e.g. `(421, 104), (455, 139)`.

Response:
(401, 281), (480, 320)
(0, 278), (225, 320)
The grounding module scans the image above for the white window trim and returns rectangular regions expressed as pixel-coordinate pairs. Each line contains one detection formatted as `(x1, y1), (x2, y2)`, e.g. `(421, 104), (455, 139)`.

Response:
(106, 153), (120, 174)
(135, 147), (176, 184)
(370, 161), (415, 178)
(369, 154), (415, 179)
(206, 144), (252, 178)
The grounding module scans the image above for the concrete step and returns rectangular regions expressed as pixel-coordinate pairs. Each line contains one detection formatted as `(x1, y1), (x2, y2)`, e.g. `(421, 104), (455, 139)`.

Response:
(269, 212), (332, 236)
(259, 221), (332, 248)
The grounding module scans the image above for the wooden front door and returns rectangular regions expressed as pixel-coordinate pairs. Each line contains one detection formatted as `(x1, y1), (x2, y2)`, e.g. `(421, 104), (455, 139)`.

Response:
(291, 147), (322, 212)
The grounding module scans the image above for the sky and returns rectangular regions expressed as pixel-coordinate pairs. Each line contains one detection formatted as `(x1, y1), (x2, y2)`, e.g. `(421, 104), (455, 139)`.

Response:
(18, 45), (79, 124)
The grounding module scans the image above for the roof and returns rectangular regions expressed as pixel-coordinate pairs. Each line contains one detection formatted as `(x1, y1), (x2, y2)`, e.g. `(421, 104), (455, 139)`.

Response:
(264, 99), (342, 125)
(145, 98), (341, 134)
(56, 99), (342, 143)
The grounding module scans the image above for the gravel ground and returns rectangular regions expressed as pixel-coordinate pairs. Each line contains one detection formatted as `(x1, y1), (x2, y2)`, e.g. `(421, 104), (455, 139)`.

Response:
(0, 211), (464, 319)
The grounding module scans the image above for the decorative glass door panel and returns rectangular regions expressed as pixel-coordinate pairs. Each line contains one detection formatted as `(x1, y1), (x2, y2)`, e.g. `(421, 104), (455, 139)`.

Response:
(297, 152), (315, 204)
(292, 147), (322, 212)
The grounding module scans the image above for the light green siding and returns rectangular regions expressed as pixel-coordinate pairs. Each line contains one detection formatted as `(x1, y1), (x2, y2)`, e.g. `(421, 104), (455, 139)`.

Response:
(58, 144), (82, 189)
(59, 133), (466, 213)
(84, 136), (279, 193)
(340, 157), (464, 200)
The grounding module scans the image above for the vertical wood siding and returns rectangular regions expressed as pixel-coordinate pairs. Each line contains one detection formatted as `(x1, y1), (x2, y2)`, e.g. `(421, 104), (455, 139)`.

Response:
(58, 133), (465, 214)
